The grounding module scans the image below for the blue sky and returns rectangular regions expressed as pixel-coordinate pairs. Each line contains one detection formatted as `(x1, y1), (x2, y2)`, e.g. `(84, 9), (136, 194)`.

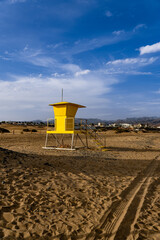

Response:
(1, 0), (160, 121)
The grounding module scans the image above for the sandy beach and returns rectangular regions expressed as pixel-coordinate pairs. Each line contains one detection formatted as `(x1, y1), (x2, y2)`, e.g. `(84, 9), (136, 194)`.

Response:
(0, 128), (160, 239)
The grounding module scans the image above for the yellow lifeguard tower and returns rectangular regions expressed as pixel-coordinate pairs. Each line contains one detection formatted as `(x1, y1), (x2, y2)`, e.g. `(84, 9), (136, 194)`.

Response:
(44, 101), (86, 150)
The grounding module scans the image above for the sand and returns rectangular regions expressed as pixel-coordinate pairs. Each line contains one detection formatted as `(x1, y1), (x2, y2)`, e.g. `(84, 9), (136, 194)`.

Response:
(0, 128), (160, 239)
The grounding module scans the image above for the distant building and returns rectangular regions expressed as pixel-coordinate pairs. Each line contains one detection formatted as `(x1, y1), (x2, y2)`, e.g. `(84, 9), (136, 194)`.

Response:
(108, 123), (117, 127)
(119, 123), (132, 128)
(97, 122), (106, 127)
(133, 123), (142, 129)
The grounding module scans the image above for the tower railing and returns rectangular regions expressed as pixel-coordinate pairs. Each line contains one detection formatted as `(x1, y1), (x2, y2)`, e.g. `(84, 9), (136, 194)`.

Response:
(45, 118), (107, 150)
(79, 119), (106, 149)
(46, 118), (55, 131)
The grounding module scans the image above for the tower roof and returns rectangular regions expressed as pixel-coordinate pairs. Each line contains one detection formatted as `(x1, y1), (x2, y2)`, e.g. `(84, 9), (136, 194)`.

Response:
(49, 102), (86, 108)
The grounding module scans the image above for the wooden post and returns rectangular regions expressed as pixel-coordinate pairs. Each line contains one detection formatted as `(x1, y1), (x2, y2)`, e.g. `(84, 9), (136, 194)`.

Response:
(104, 135), (106, 147)
(85, 120), (88, 148)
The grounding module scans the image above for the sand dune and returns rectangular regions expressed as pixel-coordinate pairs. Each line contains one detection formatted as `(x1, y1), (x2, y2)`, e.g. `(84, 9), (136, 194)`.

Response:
(0, 131), (160, 239)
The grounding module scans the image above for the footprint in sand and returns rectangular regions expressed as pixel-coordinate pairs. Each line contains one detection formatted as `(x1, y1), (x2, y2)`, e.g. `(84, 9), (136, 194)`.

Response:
(3, 212), (14, 223)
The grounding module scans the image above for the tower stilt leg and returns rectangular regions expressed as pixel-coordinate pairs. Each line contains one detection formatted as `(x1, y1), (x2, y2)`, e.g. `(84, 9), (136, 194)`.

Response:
(45, 133), (48, 147)
(71, 134), (74, 149)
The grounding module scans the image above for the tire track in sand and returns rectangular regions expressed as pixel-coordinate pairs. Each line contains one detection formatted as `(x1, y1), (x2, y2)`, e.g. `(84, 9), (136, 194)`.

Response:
(86, 156), (159, 240)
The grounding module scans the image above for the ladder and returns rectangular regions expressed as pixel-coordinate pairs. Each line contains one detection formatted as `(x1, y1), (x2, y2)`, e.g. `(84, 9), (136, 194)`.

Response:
(79, 120), (108, 151)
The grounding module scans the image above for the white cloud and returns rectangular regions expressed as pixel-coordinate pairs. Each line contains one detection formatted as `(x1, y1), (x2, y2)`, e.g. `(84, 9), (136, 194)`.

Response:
(69, 24), (145, 55)
(4, 48), (57, 68)
(62, 64), (81, 73)
(3, 24), (138, 66)
(139, 42), (160, 55)
(105, 57), (157, 75)
(0, 71), (118, 120)
(28, 56), (56, 68)
(105, 69), (152, 75)
(107, 57), (158, 66)
(47, 0), (95, 21)
(133, 24), (146, 32)
(155, 89), (160, 94)
(69, 30), (130, 55)
(105, 10), (112, 17)
(0, 55), (10, 61)
(113, 30), (125, 36)
(75, 69), (90, 76)
(8, 0), (26, 3)
(4, 47), (90, 73)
